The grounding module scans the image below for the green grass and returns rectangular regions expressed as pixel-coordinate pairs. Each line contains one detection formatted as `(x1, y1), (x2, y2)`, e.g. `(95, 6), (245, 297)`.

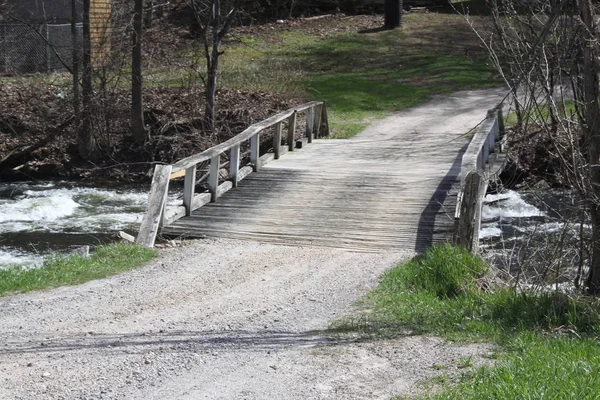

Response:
(147, 13), (500, 138)
(428, 336), (600, 399)
(505, 100), (577, 127)
(238, 14), (500, 138)
(0, 243), (157, 296)
(331, 244), (600, 399)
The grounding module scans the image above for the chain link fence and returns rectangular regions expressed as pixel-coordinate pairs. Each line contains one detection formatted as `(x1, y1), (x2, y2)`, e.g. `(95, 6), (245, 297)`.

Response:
(0, 23), (83, 75)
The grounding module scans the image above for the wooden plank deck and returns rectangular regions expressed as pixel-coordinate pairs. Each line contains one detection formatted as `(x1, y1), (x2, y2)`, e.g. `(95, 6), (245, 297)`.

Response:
(163, 88), (506, 252)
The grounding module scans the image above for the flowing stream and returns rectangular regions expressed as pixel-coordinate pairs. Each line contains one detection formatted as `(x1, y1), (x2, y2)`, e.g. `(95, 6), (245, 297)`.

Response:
(0, 181), (571, 273)
(479, 187), (583, 285)
(0, 182), (154, 269)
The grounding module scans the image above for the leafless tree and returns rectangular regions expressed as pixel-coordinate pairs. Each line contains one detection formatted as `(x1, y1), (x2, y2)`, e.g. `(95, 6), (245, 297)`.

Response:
(187, 0), (241, 132)
(462, 0), (600, 293)
(80, 0), (99, 159)
(131, 0), (147, 143)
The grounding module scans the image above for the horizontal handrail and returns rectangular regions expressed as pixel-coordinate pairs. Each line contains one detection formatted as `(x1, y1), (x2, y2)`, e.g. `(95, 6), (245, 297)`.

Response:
(136, 100), (329, 248)
(171, 101), (322, 173)
(453, 104), (506, 252)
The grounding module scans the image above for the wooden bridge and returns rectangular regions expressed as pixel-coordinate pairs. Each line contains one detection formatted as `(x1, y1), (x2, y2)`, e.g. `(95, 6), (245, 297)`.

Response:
(136, 89), (507, 253)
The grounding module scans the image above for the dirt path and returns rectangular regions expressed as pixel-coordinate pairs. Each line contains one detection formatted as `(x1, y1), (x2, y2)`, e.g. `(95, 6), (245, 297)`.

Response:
(0, 88), (505, 399)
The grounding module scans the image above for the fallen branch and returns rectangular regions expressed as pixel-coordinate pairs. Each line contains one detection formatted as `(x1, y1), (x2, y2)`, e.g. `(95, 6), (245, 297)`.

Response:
(0, 116), (74, 171)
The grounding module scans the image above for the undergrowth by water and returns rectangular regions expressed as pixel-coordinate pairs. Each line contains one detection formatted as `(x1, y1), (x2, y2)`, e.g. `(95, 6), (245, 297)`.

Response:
(330, 244), (600, 399)
(0, 243), (157, 296)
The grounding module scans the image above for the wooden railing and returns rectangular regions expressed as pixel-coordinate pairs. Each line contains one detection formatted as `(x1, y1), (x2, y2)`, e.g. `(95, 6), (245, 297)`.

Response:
(136, 101), (329, 248)
(453, 104), (506, 252)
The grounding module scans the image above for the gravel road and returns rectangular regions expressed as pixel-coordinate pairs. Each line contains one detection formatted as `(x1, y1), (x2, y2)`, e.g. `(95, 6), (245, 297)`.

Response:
(0, 239), (492, 399)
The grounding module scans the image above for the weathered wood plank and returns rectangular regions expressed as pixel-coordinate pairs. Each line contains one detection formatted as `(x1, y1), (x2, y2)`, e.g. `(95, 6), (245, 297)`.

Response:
(136, 165), (171, 248)
(273, 122), (282, 160)
(453, 170), (485, 252)
(230, 144), (240, 188)
(183, 165), (196, 216)
(209, 155), (220, 202)
(163, 205), (186, 227)
(313, 104), (323, 138)
(306, 106), (314, 143)
(288, 112), (297, 151)
(320, 103), (330, 136)
(170, 169), (186, 180)
(250, 133), (260, 172)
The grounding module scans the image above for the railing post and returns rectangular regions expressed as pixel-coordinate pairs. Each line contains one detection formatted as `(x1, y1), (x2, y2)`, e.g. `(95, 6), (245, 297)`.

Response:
(312, 104), (323, 138)
(230, 144), (240, 188)
(273, 122), (282, 160)
(497, 107), (505, 139)
(320, 103), (330, 136)
(136, 164), (172, 248)
(183, 165), (196, 216)
(306, 107), (314, 143)
(453, 170), (486, 253)
(482, 137), (490, 167)
(250, 133), (260, 171)
(288, 111), (297, 151)
(209, 155), (220, 202)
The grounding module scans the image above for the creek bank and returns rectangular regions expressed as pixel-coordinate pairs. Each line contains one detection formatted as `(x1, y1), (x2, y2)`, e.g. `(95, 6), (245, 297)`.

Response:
(0, 84), (297, 183)
(0, 181), (163, 269)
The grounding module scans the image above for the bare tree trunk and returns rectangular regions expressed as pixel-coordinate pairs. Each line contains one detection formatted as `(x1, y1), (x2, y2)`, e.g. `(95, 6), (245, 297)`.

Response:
(384, 0), (402, 29)
(71, 0), (80, 133)
(581, 0), (600, 293)
(79, 0), (98, 160)
(204, 0), (222, 133)
(156, 0), (165, 19)
(145, 0), (154, 28)
(204, 54), (218, 133)
(131, 0), (146, 142)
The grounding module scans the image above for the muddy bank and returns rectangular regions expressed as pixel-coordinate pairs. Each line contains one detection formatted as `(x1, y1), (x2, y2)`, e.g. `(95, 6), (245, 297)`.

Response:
(0, 84), (297, 183)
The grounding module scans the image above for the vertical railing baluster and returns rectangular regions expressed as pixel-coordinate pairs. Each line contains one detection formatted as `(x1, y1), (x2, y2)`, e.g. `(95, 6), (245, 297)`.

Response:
(497, 107), (505, 139)
(183, 165), (196, 216)
(230, 144), (240, 188)
(250, 133), (260, 171)
(209, 155), (220, 202)
(306, 107), (314, 143)
(313, 104), (323, 138)
(273, 122), (282, 159)
(288, 111), (297, 151)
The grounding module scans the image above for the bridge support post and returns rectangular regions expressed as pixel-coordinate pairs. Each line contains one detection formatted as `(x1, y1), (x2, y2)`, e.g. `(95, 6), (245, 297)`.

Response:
(209, 155), (220, 202)
(250, 133), (260, 171)
(136, 164), (172, 248)
(183, 165), (196, 216)
(306, 107), (314, 143)
(273, 122), (282, 159)
(313, 104), (323, 138)
(320, 104), (330, 136)
(288, 112), (297, 151)
(453, 170), (486, 253)
(230, 144), (240, 188)
(497, 107), (505, 137)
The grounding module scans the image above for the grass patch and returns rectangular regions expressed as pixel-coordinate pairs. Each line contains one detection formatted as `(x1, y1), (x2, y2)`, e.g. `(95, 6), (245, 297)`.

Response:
(0, 243), (157, 296)
(332, 244), (600, 398)
(428, 335), (600, 399)
(254, 15), (500, 137)
(505, 100), (577, 127)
